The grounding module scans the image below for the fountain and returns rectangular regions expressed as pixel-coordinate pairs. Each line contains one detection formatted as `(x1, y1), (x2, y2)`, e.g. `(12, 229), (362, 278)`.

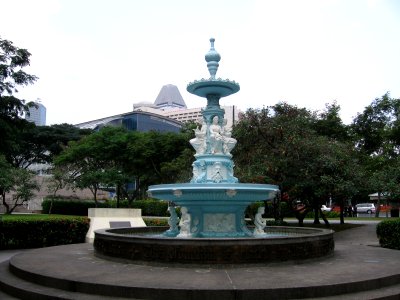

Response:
(147, 37), (278, 238)
(93, 38), (334, 264)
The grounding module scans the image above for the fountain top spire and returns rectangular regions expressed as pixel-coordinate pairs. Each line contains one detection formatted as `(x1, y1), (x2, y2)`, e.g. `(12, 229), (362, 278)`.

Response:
(205, 38), (221, 79)
(187, 38), (240, 98)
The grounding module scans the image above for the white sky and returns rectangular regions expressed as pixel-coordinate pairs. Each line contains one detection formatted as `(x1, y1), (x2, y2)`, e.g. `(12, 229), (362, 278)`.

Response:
(1, 0), (399, 125)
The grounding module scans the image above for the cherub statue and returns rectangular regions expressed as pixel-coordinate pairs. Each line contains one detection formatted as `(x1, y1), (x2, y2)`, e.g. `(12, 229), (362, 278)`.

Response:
(164, 204), (180, 237)
(189, 119), (207, 155)
(222, 118), (237, 156)
(253, 206), (267, 237)
(178, 207), (191, 237)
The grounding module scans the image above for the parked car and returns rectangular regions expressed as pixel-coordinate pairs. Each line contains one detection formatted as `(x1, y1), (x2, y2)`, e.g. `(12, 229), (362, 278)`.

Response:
(355, 203), (376, 214)
(321, 205), (332, 212)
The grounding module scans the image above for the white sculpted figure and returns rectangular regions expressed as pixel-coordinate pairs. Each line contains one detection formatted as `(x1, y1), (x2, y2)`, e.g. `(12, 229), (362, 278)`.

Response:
(178, 207), (191, 237)
(222, 119), (237, 156)
(167, 206), (179, 231)
(209, 116), (224, 154)
(253, 206), (267, 237)
(189, 120), (207, 155)
(164, 205), (180, 236)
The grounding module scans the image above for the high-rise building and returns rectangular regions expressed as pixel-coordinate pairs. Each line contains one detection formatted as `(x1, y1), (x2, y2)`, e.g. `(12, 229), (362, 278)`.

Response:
(26, 99), (46, 126)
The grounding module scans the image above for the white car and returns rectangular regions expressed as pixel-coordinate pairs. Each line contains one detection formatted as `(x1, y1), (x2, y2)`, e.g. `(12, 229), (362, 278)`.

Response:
(321, 205), (332, 212)
(356, 203), (376, 214)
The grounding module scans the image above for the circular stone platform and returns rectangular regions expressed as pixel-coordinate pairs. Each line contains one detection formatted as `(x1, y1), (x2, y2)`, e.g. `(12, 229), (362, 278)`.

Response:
(93, 226), (334, 264)
(2, 225), (400, 300)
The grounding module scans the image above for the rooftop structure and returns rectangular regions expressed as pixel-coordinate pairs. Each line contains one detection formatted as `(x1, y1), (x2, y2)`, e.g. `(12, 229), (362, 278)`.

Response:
(154, 84), (187, 110)
(75, 110), (182, 133)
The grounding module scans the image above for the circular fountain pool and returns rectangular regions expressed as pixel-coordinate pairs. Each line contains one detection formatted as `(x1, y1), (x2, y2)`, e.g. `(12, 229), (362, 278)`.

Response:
(94, 226), (334, 264)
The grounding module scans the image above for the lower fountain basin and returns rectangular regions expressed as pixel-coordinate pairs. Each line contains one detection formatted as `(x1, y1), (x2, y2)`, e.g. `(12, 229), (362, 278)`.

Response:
(94, 226), (335, 264)
(148, 183), (279, 237)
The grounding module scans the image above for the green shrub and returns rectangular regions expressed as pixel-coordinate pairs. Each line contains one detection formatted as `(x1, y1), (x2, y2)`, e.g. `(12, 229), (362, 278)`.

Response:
(143, 218), (169, 226)
(305, 211), (340, 218)
(42, 199), (108, 215)
(376, 219), (400, 250)
(246, 201), (295, 219)
(42, 198), (170, 216)
(0, 216), (90, 249)
(266, 219), (288, 226)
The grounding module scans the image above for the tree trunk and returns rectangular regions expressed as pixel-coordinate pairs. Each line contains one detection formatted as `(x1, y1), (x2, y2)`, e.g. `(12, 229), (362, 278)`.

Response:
(313, 207), (321, 224)
(319, 209), (330, 227)
(1, 191), (10, 214)
(116, 184), (120, 208)
(339, 199), (345, 224)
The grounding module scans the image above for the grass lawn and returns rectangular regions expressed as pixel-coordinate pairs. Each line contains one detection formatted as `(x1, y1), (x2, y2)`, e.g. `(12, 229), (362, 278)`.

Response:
(300, 222), (363, 232)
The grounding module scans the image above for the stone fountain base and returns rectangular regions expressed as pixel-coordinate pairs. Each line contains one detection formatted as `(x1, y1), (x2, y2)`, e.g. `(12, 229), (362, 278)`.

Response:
(93, 226), (334, 264)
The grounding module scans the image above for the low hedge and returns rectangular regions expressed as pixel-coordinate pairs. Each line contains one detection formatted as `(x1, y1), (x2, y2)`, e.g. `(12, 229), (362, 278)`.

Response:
(143, 218), (169, 226)
(0, 215), (90, 250)
(376, 219), (400, 250)
(42, 199), (170, 216)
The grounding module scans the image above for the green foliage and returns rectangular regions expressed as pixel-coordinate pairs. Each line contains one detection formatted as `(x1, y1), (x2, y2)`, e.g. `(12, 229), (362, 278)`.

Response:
(234, 103), (361, 225)
(305, 210), (340, 218)
(376, 219), (400, 250)
(143, 218), (169, 226)
(42, 198), (170, 216)
(0, 215), (89, 249)
(127, 199), (169, 216)
(246, 202), (294, 219)
(313, 102), (350, 142)
(0, 37), (38, 96)
(0, 159), (39, 214)
(42, 199), (108, 215)
(0, 37), (39, 166)
(54, 126), (191, 203)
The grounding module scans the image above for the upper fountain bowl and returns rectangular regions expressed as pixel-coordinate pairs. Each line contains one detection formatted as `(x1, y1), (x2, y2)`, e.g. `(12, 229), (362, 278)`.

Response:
(187, 78), (240, 98)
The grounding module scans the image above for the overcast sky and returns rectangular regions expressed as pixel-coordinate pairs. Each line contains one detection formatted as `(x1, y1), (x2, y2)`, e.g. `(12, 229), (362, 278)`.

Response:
(1, 0), (399, 125)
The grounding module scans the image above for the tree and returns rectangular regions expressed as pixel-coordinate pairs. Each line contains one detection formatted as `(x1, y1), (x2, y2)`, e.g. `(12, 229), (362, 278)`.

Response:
(0, 155), (14, 212)
(313, 102), (350, 142)
(121, 130), (190, 202)
(351, 93), (400, 216)
(46, 165), (71, 214)
(54, 126), (127, 206)
(0, 37), (38, 165)
(233, 102), (360, 225)
(0, 155), (39, 214)
(352, 93), (400, 157)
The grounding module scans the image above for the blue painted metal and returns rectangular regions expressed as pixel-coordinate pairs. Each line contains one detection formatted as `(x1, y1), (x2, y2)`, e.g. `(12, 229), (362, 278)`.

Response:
(148, 38), (279, 238)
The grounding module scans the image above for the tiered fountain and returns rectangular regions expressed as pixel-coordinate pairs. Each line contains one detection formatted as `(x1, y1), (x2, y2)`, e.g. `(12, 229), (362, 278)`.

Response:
(147, 38), (278, 238)
(94, 39), (334, 264)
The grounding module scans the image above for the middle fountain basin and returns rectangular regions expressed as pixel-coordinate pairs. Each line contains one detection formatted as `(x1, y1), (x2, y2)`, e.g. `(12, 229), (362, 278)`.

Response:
(148, 183), (279, 238)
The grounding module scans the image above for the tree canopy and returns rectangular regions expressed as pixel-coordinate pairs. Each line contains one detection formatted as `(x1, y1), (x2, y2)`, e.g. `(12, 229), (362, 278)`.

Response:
(233, 102), (363, 224)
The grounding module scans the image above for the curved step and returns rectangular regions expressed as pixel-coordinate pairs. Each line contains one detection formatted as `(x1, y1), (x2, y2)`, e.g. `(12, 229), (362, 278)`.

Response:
(0, 261), (135, 300)
(1, 243), (399, 300)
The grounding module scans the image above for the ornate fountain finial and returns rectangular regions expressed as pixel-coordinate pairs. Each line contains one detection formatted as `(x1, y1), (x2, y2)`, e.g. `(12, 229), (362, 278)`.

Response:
(205, 37), (221, 79)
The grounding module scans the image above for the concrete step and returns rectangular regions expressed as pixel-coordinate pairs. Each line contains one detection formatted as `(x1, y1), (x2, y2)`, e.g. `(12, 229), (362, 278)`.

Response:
(0, 262), (138, 300)
(2, 256), (400, 300)
(2, 239), (400, 300)
(304, 282), (400, 300)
